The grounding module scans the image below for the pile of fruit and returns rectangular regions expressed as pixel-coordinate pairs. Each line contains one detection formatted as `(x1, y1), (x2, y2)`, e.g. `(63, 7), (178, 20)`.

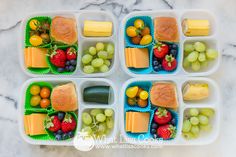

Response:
(126, 86), (149, 108)
(82, 42), (114, 74)
(150, 107), (177, 140)
(28, 19), (50, 46)
(48, 46), (77, 73)
(183, 42), (218, 71)
(152, 42), (178, 72)
(126, 19), (152, 45)
(45, 112), (77, 140)
(29, 85), (51, 108)
(81, 109), (114, 137)
(182, 108), (214, 139)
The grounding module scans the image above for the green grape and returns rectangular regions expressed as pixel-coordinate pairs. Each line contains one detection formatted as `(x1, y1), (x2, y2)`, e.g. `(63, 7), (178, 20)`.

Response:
(83, 49), (90, 54)
(106, 117), (114, 129)
(98, 122), (107, 133)
(191, 61), (201, 71)
(182, 120), (192, 133)
(99, 64), (109, 73)
(82, 112), (92, 125)
(200, 108), (215, 117)
(82, 54), (93, 64)
(98, 51), (108, 59)
(189, 108), (199, 116)
(105, 129), (111, 135)
(90, 109), (103, 116)
(104, 109), (113, 117)
(198, 52), (206, 62)
(206, 49), (218, 59)
(184, 43), (195, 53)
(187, 51), (199, 62)
(201, 60), (208, 68)
(107, 53), (114, 59)
(198, 115), (209, 125)
(91, 58), (104, 67)
(182, 132), (195, 139)
(183, 58), (191, 68)
(96, 113), (106, 122)
(83, 65), (95, 74)
(200, 124), (212, 131)
(89, 46), (97, 55)
(106, 43), (114, 55)
(104, 60), (111, 66)
(194, 42), (206, 52)
(191, 125), (200, 136)
(190, 117), (199, 125)
(82, 126), (93, 135)
(96, 42), (105, 51)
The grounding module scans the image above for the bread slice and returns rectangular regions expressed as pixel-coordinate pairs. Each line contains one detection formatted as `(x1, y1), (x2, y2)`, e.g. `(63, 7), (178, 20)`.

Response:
(150, 82), (178, 109)
(50, 16), (78, 45)
(51, 83), (78, 111)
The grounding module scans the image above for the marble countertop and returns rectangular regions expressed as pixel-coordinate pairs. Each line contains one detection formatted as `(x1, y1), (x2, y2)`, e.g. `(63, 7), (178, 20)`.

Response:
(0, 0), (235, 156)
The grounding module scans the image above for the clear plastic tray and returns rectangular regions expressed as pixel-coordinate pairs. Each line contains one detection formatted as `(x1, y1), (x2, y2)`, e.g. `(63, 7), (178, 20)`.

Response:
(18, 78), (118, 145)
(120, 77), (221, 145)
(119, 10), (221, 77)
(19, 10), (117, 77)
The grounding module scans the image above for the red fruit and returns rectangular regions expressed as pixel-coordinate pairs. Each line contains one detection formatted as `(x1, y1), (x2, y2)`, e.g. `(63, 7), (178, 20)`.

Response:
(45, 115), (61, 132)
(61, 113), (77, 133)
(157, 124), (176, 140)
(162, 54), (177, 71)
(48, 46), (66, 68)
(66, 47), (77, 60)
(154, 107), (172, 124)
(153, 42), (169, 58)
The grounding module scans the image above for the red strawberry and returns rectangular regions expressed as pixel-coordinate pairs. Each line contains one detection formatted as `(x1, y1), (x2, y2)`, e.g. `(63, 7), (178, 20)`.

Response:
(157, 124), (176, 139)
(45, 115), (61, 132)
(154, 107), (172, 124)
(66, 47), (77, 60)
(61, 113), (76, 133)
(162, 54), (177, 71)
(153, 42), (169, 58)
(48, 46), (66, 68)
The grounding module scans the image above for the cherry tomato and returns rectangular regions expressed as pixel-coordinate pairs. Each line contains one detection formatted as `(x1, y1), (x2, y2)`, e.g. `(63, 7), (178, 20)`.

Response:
(137, 98), (148, 108)
(153, 42), (169, 58)
(30, 95), (41, 106)
(40, 87), (51, 98)
(29, 35), (43, 46)
(139, 91), (149, 100)
(140, 35), (152, 45)
(30, 85), (40, 95)
(29, 19), (39, 30)
(141, 27), (150, 36)
(40, 99), (50, 108)
(134, 19), (144, 29)
(126, 26), (138, 37)
(131, 36), (142, 44)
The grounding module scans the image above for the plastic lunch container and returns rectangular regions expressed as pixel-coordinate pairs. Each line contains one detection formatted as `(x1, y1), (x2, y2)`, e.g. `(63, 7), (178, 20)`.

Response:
(119, 10), (221, 77)
(120, 77), (221, 145)
(19, 10), (117, 77)
(19, 78), (118, 145)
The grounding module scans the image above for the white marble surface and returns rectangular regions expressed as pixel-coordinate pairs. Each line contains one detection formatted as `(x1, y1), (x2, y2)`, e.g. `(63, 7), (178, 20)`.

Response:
(0, 0), (235, 156)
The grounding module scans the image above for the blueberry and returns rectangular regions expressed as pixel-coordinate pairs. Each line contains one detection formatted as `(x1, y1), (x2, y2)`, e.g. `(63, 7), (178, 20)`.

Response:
(153, 56), (158, 61)
(151, 123), (158, 129)
(65, 60), (70, 66)
(170, 49), (177, 58)
(57, 130), (63, 135)
(65, 65), (70, 72)
(151, 128), (156, 134)
(70, 59), (77, 66)
(57, 68), (64, 73)
(55, 134), (62, 141)
(153, 60), (159, 66)
(69, 65), (75, 72)
(68, 131), (74, 138)
(153, 64), (162, 72)
(58, 112), (65, 121)
(171, 118), (176, 126)
(62, 133), (69, 140)
(153, 134), (158, 139)
(171, 44), (178, 50)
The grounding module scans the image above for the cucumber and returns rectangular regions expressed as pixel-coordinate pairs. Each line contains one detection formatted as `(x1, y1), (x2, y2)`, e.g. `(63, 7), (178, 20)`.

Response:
(83, 86), (110, 104)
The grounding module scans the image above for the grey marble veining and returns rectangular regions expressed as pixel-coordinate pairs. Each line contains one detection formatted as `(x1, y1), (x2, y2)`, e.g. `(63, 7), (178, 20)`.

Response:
(0, 0), (235, 156)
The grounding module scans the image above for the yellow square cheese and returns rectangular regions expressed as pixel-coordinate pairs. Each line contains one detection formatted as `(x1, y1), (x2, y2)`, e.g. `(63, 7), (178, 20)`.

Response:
(24, 115), (30, 135)
(29, 113), (47, 136)
(125, 112), (131, 132)
(131, 112), (150, 133)
(31, 48), (48, 68)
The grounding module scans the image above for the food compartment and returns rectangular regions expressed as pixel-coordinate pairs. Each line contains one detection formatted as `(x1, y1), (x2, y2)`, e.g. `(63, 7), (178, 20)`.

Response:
(79, 39), (115, 76)
(182, 38), (220, 75)
(181, 10), (216, 37)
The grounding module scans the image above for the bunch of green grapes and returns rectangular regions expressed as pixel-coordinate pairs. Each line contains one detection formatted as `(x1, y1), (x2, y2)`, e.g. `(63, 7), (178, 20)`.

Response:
(182, 108), (215, 139)
(82, 42), (114, 74)
(81, 108), (114, 138)
(183, 42), (218, 72)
